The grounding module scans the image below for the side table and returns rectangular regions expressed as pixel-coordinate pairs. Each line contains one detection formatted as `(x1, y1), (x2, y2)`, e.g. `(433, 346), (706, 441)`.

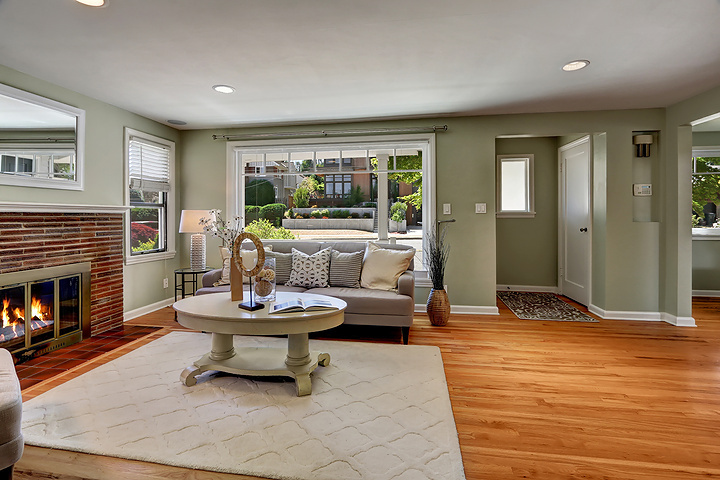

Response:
(174, 267), (213, 301)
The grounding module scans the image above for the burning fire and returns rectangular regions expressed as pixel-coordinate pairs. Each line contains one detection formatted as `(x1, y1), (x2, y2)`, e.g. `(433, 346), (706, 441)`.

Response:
(1, 298), (24, 327)
(1, 297), (53, 343)
(31, 297), (46, 322)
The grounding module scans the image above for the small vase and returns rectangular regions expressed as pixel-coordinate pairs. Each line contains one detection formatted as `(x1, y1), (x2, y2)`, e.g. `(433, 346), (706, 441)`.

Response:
(426, 288), (450, 326)
(254, 257), (276, 302)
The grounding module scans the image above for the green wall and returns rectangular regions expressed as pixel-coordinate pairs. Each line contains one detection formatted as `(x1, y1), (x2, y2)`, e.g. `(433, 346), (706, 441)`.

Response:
(8, 61), (720, 319)
(0, 65), (181, 312)
(495, 137), (558, 288)
(179, 110), (668, 313)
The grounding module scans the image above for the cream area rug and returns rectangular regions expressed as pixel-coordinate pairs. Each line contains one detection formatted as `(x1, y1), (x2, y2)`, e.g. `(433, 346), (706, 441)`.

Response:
(22, 332), (465, 480)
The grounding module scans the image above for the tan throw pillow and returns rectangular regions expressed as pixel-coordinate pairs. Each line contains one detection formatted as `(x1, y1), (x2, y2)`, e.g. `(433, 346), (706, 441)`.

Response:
(360, 242), (415, 291)
(216, 247), (232, 286)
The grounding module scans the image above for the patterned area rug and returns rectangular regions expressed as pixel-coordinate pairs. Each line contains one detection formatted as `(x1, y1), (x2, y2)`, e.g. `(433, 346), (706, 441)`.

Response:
(497, 291), (598, 322)
(22, 331), (465, 480)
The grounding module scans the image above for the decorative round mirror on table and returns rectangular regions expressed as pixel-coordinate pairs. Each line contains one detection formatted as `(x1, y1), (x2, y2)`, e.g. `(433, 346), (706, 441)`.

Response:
(231, 231), (266, 310)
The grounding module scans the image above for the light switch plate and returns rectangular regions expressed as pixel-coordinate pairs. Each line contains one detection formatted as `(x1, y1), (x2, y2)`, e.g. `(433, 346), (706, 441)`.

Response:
(475, 203), (487, 214)
(443, 203), (452, 214)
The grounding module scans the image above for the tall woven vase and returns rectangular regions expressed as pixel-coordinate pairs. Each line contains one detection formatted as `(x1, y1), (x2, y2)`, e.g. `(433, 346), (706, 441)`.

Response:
(426, 288), (450, 326)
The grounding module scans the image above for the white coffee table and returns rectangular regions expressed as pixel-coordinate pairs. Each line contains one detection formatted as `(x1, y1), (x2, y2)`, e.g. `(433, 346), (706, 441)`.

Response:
(172, 291), (346, 396)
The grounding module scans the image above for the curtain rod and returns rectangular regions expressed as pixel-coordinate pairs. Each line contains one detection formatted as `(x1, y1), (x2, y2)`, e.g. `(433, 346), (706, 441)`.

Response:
(212, 125), (447, 141)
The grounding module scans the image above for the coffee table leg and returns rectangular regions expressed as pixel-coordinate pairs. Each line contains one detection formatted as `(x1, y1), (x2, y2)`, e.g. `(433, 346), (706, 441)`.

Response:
(285, 333), (311, 366)
(210, 333), (235, 360)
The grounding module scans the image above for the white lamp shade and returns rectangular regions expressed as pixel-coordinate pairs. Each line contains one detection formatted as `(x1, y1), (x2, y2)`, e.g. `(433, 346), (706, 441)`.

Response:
(179, 210), (211, 234)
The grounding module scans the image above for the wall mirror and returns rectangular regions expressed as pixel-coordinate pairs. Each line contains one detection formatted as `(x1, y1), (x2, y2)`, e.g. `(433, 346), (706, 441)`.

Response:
(0, 82), (85, 190)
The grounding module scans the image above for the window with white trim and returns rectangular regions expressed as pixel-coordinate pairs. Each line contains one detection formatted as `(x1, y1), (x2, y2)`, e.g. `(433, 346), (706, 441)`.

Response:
(496, 154), (535, 218)
(692, 147), (720, 239)
(227, 135), (436, 282)
(124, 128), (175, 263)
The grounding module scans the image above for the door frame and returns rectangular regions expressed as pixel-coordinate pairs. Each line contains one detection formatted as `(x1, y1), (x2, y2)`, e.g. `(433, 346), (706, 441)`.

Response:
(558, 135), (593, 305)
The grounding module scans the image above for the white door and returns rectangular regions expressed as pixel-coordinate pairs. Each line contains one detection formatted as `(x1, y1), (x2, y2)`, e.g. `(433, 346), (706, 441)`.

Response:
(560, 137), (591, 306)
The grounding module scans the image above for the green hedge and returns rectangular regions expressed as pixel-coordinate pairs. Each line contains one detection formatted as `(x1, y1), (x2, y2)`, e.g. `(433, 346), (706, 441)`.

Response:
(259, 203), (286, 227)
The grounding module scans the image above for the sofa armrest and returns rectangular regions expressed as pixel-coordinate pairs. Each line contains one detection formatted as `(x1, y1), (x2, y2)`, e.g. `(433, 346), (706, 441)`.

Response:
(397, 270), (415, 300)
(202, 269), (223, 287)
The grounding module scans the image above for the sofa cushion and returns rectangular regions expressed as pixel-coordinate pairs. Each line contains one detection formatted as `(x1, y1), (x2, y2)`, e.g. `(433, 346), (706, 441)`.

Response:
(329, 249), (363, 288)
(287, 247), (331, 288)
(305, 287), (414, 317)
(360, 242), (415, 291)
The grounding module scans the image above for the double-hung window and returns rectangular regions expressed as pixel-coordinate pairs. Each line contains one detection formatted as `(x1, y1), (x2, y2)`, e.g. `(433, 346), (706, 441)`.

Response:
(692, 147), (720, 239)
(496, 154), (535, 218)
(124, 128), (175, 263)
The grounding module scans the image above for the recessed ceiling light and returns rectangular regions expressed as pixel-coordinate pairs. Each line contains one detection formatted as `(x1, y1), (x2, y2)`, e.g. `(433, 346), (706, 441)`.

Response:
(562, 60), (590, 72)
(212, 85), (235, 94)
(76, 0), (106, 6)
(167, 120), (187, 126)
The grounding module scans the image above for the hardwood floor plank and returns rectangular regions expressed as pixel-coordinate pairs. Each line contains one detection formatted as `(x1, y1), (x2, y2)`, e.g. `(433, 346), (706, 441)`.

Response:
(16, 297), (720, 479)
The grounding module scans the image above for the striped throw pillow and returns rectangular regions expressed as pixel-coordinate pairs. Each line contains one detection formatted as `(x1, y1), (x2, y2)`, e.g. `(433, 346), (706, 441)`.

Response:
(329, 249), (364, 288)
(265, 250), (292, 284)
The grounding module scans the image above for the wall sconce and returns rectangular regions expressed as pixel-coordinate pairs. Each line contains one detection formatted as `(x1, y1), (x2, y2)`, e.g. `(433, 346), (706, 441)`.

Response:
(633, 134), (653, 157)
(179, 210), (211, 270)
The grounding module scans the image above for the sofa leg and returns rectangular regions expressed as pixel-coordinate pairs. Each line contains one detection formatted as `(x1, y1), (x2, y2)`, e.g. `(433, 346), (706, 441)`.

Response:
(0, 465), (14, 480)
(401, 326), (409, 345)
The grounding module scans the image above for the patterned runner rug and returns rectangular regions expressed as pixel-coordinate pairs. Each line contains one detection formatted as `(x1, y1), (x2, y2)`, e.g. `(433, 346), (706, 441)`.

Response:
(22, 331), (465, 480)
(497, 291), (598, 322)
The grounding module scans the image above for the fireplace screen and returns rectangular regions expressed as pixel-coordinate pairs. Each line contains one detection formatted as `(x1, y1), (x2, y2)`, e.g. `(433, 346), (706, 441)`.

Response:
(0, 264), (88, 355)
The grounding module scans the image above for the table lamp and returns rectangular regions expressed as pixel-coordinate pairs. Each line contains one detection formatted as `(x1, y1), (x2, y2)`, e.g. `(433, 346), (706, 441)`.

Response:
(179, 210), (211, 270)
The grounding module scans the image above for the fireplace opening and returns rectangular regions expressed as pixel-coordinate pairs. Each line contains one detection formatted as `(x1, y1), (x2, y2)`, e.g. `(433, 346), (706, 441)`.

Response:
(0, 263), (90, 360)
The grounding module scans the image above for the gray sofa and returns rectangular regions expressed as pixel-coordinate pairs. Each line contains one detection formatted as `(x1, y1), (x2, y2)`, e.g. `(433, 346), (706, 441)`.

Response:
(197, 241), (415, 344)
(0, 349), (23, 480)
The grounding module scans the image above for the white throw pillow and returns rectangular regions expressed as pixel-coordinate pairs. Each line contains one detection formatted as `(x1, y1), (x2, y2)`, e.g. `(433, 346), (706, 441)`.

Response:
(287, 247), (331, 288)
(360, 242), (415, 291)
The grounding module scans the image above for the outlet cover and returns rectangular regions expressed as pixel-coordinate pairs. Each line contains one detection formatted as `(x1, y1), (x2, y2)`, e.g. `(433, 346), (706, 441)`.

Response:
(163, 278), (169, 289)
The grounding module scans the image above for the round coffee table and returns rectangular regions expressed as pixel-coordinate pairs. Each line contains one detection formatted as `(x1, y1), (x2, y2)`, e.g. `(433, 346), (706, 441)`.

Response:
(173, 291), (346, 396)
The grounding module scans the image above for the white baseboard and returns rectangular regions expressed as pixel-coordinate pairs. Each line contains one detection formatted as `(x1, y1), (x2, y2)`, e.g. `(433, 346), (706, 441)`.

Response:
(692, 289), (720, 297)
(414, 304), (499, 315)
(496, 284), (560, 293)
(589, 304), (696, 327)
(124, 297), (174, 322)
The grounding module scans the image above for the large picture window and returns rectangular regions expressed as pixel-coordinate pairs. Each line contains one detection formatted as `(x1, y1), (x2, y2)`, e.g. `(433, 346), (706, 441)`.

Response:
(227, 135), (436, 280)
(692, 147), (720, 238)
(124, 128), (175, 263)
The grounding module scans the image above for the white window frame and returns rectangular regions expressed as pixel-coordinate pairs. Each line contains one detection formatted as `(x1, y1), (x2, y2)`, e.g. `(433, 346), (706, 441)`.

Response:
(123, 128), (176, 264)
(225, 133), (436, 286)
(0, 83), (85, 190)
(496, 154), (535, 218)
(691, 146), (720, 240)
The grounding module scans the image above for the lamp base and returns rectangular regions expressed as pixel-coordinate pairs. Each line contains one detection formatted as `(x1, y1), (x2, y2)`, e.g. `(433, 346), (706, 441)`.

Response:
(189, 234), (206, 270)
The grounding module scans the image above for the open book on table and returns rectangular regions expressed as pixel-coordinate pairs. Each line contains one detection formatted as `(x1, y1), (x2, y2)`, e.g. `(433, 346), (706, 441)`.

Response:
(270, 298), (338, 314)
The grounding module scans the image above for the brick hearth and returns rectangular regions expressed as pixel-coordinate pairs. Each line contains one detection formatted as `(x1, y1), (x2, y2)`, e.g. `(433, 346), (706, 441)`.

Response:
(0, 212), (124, 335)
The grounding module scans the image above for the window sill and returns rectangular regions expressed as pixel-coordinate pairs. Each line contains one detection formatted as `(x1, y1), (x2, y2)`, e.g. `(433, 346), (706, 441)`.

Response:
(497, 211), (536, 219)
(125, 250), (176, 265)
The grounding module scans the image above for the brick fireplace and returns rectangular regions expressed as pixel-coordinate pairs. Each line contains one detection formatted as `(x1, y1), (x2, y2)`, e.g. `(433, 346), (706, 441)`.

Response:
(0, 212), (124, 353)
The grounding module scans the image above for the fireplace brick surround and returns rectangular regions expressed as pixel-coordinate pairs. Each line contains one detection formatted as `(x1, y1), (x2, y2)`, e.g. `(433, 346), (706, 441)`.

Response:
(0, 212), (124, 336)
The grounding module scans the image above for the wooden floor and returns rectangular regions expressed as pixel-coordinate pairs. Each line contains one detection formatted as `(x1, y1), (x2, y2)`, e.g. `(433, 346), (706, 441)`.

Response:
(15, 297), (720, 480)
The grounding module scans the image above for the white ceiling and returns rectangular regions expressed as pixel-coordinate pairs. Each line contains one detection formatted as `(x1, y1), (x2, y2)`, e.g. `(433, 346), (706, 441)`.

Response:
(1, 0), (720, 130)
